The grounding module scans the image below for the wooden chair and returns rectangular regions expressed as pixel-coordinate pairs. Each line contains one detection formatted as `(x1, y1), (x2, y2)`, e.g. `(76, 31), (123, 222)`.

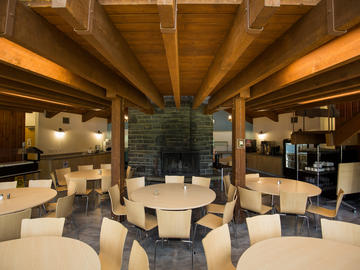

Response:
(28, 179), (52, 188)
(21, 217), (65, 238)
(95, 175), (112, 198)
(101, 163), (111, 170)
(165, 175), (184, 184)
(278, 191), (309, 235)
(224, 174), (231, 195)
(321, 219), (360, 247)
(126, 165), (134, 179)
(154, 209), (193, 270)
(124, 198), (157, 239)
(70, 177), (92, 215)
(194, 196), (237, 239)
(108, 185), (127, 221)
(78, 165), (94, 171)
(245, 173), (260, 181)
(45, 187), (76, 223)
(128, 240), (149, 270)
(99, 217), (128, 270)
(246, 214), (281, 245)
(238, 186), (272, 215)
(192, 176), (211, 188)
(0, 181), (17, 190)
(126, 177), (145, 200)
(67, 180), (77, 196)
(0, 208), (31, 242)
(50, 172), (67, 192)
(55, 167), (70, 186)
(307, 189), (344, 220)
(206, 183), (236, 215)
(202, 224), (235, 270)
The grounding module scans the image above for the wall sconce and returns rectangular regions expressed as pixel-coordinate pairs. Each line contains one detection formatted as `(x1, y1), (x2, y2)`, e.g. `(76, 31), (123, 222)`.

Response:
(124, 115), (128, 122)
(228, 115), (232, 122)
(258, 130), (266, 140)
(95, 130), (103, 140)
(55, 128), (65, 139)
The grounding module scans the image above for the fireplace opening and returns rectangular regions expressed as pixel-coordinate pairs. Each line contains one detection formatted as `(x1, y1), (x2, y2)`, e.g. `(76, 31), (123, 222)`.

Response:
(161, 151), (200, 176)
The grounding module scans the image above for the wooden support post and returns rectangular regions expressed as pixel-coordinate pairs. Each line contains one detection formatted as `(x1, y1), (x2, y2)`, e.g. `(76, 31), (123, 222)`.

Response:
(232, 95), (246, 222)
(111, 97), (125, 193)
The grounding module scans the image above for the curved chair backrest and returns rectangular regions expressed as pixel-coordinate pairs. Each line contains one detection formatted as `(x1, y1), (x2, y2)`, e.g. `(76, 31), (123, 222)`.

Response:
(202, 224), (233, 270)
(0, 181), (17, 190)
(109, 185), (121, 213)
(165, 175), (184, 184)
(124, 198), (146, 229)
(69, 177), (87, 194)
(224, 175), (231, 195)
(156, 209), (192, 239)
(279, 191), (308, 215)
(335, 189), (345, 216)
(29, 179), (52, 188)
(56, 193), (75, 218)
(0, 208), (31, 241)
(192, 176), (211, 188)
(223, 196), (237, 225)
(50, 172), (57, 189)
(245, 173), (260, 181)
(128, 240), (149, 270)
(227, 183), (237, 202)
(126, 166), (133, 179)
(246, 214), (281, 245)
(101, 163), (111, 170)
(126, 177), (145, 199)
(21, 217), (65, 238)
(321, 219), (360, 247)
(99, 217), (128, 270)
(55, 167), (71, 186)
(78, 165), (93, 171)
(68, 180), (77, 196)
(100, 175), (112, 193)
(238, 186), (262, 213)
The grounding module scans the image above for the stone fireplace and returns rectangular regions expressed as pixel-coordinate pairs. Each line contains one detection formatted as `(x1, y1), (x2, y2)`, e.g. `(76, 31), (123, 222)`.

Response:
(128, 97), (213, 177)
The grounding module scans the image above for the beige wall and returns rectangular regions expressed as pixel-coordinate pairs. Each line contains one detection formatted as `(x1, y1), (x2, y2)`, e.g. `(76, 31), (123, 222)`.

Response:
(35, 112), (108, 155)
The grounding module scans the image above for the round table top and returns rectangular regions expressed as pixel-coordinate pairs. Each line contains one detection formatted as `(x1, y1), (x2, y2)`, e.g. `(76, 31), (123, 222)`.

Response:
(236, 237), (360, 270)
(0, 187), (57, 215)
(66, 169), (111, 181)
(131, 183), (216, 210)
(246, 177), (321, 197)
(0, 236), (100, 270)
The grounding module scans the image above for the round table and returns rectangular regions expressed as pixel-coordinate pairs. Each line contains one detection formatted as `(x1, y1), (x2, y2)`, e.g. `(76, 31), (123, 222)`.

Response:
(0, 187), (57, 215)
(0, 236), (100, 270)
(236, 237), (360, 270)
(65, 169), (111, 181)
(131, 183), (216, 210)
(246, 177), (321, 197)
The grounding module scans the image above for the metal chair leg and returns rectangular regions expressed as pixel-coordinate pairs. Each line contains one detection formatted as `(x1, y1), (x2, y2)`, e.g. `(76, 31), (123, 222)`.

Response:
(193, 223), (198, 242)
(84, 195), (89, 215)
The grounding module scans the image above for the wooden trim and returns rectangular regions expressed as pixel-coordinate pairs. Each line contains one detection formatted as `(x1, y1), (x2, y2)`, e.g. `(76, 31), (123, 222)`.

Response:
(158, 0), (181, 108)
(192, 1), (279, 108)
(207, 0), (360, 111)
(52, 0), (164, 109)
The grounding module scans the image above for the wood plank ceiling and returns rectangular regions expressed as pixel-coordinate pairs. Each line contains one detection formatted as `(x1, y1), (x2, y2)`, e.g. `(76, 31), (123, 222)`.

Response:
(0, 0), (359, 121)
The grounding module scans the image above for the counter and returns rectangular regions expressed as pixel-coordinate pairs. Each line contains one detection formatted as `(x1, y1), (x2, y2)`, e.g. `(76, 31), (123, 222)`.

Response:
(39, 151), (111, 179)
(246, 153), (283, 177)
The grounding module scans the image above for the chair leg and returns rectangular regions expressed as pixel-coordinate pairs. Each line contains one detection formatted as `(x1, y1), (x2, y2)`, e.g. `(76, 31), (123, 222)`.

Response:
(193, 223), (198, 242)
(85, 195), (89, 215)
(295, 215), (298, 235)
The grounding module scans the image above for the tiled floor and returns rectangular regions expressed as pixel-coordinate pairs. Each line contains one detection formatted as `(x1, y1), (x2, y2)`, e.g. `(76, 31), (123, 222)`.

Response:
(59, 181), (360, 270)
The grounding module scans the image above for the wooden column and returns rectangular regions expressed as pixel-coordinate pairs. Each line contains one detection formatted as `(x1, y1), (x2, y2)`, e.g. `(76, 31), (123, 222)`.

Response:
(232, 95), (246, 222)
(111, 97), (125, 192)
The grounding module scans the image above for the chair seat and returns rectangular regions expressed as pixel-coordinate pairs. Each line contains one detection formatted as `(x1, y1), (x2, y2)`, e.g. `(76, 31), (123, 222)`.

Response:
(307, 204), (336, 218)
(196, 213), (223, 230)
(46, 202), (57, 212)
(258, 204), (273, 215)
(113, 204), (127, 216)
(56, 186), (68, 192)
(95, 188), (108, 195)
(144, 213), (158, 231)
(44, 211), (56, 218)
(206, 203), (225, 214)
(77, 189), (93, 196)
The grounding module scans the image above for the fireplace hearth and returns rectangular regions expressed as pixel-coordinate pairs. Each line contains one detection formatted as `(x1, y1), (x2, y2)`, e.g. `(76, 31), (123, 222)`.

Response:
(162, 151), (200, 176)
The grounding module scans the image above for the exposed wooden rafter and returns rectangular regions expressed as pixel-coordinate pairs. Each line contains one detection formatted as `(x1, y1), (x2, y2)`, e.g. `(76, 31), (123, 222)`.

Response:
(0, 0), (153, 112)
(192, 0), (280, 108)
(327, 112), (360, 145)
(207, 0), (360, 111)
(45, 111), (59, 118)
(158, 0), (181, 108)
(51, 0), (164, 109)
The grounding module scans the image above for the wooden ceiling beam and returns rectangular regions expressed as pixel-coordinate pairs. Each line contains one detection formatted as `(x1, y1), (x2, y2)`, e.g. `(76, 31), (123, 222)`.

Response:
(0, 77), (108, 110)
(192, 0), (280, 108)
(45, 111), (60, 119)
(247, 60), (360, 108)
(249, 25), (360, 100)
(207, 0), (360, 111)
(0, 104), (33, 113)
(326, 112), (360, 145)
(82, 110), (100, 122)
(52, 0), (164, 109)
(158, 0), (180, 108)
(0, 1), (153, 112)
